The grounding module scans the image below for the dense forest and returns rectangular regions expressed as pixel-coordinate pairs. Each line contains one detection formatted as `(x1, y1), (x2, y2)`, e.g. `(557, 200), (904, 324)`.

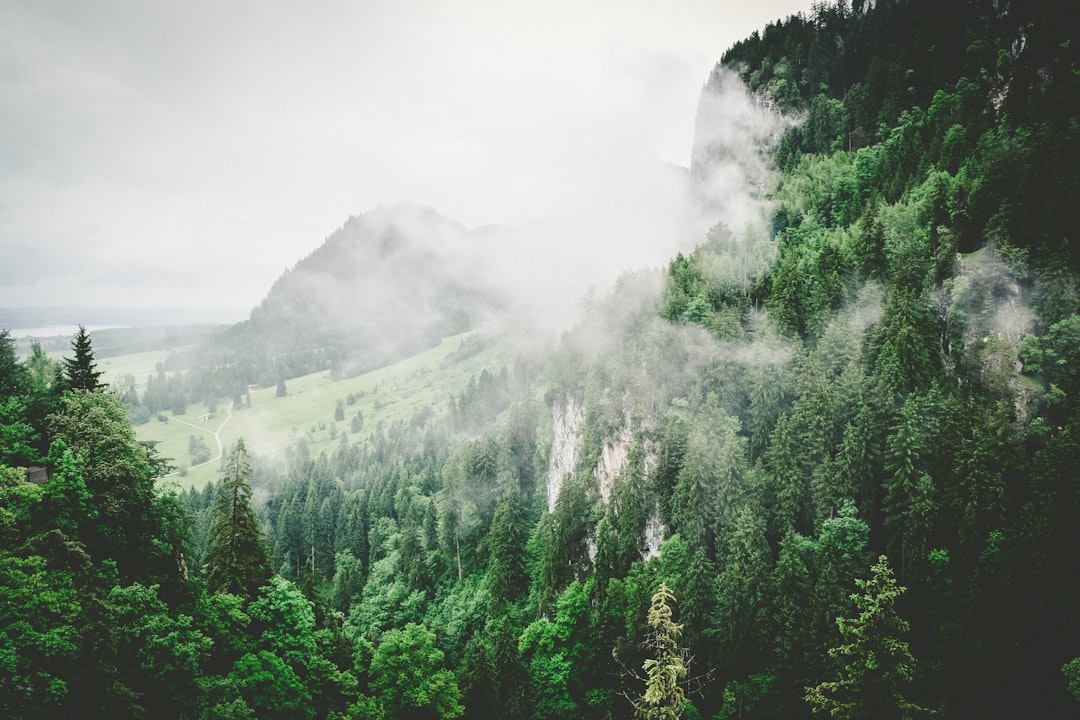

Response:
(3, 0), (1080, 717)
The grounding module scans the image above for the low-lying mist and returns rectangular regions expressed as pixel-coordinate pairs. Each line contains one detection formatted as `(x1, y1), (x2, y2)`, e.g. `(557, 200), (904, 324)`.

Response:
(232, 67), (792, 365)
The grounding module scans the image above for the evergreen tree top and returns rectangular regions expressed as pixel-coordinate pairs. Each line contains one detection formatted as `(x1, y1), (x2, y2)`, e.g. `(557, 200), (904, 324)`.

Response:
(203, 437), (270, 599)
(62, 325), (104, 392)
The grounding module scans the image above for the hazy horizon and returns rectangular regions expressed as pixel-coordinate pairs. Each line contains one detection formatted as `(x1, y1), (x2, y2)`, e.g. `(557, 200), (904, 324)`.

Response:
(1, 0), (811, 318)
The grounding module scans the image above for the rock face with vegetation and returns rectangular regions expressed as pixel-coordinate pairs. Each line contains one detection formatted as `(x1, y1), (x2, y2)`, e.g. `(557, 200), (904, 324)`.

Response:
(2, 1), (1080, 718)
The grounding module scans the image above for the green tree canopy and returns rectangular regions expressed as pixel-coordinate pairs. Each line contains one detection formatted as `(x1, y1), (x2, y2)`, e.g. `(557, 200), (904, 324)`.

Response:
(634, 583), (689, 720)
(203, 439), (270, 599)
(47, 390), (163, 578)
(62, 325), (104, 392)
(805, 555), (927, 719)
(369, 622), (463, 720)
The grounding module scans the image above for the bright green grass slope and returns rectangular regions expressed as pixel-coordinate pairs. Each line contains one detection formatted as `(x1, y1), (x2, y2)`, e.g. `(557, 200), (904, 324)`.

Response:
(98, 349), (172, 389)
(137, 333), (511, 490)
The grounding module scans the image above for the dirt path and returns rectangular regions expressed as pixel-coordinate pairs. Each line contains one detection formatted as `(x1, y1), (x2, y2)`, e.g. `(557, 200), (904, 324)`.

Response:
(162, 402), (234, 477)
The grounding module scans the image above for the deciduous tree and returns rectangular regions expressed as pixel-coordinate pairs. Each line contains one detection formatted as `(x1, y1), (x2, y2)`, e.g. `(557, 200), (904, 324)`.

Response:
(369, 623), (463, 720)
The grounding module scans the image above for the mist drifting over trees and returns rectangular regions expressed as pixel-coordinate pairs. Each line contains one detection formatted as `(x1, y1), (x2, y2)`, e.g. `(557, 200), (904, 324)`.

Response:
(2, 0), (1080, 718)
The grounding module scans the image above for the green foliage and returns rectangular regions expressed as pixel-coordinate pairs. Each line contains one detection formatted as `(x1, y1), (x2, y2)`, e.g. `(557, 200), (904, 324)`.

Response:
(0, 397), (38, 466)
(519, 579), (595, 719)
(882, 395), (937, 579)
(714, 505), (772, 670)
(330, 549), (365, 613)
(248, 576), (317, 663)
(369, 623), (463, 720)
(37, 441), (96, 534)
(805, 555), (927, 719)
(634, 583), (688, 720)
(47, 390), (167, 579)
(660, 223), (773, 340)
(487, 487), (529, 616)
(226, 650), (313, 720)
(1064, 657), (1080, 703)
(0, 553), (82, 717)
(203, 439), (270, 598)
(107, 582), (212, 717)
(62, 325), (104, 392)
(716, 673), (779, 720)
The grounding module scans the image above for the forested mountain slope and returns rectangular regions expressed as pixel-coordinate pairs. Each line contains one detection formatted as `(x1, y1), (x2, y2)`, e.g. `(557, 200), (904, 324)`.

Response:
(209, 204), (503, 385)
(2, 1), (1079, 718)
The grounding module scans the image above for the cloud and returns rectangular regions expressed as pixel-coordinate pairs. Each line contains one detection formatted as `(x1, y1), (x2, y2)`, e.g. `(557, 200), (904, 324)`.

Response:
(0, 0), (812, 315)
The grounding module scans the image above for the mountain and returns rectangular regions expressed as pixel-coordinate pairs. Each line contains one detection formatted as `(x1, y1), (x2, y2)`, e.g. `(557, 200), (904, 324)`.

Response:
(207, 204), (504, 384)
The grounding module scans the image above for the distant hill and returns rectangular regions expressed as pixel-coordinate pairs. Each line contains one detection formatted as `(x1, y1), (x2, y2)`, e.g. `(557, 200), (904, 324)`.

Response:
(0, 305), (243, 330)
(205, 204), (504, 385)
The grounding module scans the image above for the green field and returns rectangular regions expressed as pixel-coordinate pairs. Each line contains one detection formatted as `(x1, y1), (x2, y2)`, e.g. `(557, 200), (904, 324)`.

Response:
(137, 333), (512, 490)
(98, 349), (173, 390)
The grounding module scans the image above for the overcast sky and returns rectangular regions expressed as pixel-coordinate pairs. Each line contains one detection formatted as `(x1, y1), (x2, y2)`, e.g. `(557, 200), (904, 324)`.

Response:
(0, 0), (810, 318)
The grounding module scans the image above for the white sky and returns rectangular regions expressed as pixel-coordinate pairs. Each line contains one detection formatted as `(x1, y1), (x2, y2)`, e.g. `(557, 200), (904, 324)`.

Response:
(0, 0), (810, 317)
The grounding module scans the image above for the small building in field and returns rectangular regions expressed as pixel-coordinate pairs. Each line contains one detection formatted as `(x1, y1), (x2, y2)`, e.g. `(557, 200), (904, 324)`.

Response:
(198, 413), (213, 421)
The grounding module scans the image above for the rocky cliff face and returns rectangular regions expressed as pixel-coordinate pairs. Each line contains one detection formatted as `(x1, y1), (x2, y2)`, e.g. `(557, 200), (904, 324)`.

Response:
(546, 394), (665, 561)
(546, 396), (583, 514)
(593, 426), (633, 506)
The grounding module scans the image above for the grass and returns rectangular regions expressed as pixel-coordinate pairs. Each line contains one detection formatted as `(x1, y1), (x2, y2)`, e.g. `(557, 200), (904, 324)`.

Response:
(1018, 373), (1045, 394)
(98, 349), (172, 390)
(137, 333), (512, 490)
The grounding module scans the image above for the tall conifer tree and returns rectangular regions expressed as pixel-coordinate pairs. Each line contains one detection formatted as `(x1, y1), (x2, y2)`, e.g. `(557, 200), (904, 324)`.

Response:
(805, 555), (928, 719)
(0, 329), (28, 400)
(204, 438), (270, 598)
(62, 325), (104, 391)
(635, 583), (689, 720)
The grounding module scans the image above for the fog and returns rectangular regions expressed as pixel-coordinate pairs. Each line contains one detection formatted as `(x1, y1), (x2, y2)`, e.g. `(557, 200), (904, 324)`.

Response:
(258, 62), (793, 356)
(0, 0), (811, 320)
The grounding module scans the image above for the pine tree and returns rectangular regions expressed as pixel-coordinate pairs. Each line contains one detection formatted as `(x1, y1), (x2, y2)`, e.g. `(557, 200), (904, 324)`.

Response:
(486, 487), (528, 617)
(805, 555), (928, 719)
(62, 325), (104, 392)
(882, 397), (936, 580)
(0, 329), (28, 400)
(203, 438), (270, 598)
(634, 583), (689, 720)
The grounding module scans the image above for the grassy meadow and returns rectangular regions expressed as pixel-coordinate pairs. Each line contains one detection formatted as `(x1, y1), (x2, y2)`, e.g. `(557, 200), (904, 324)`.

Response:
(134, 333), (512, 489)
(98, 349), (172, 387)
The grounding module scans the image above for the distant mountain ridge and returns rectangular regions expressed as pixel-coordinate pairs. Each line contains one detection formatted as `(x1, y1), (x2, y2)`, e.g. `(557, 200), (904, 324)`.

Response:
(0, 305), (243, 330)
(208, 204), (504, 384)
